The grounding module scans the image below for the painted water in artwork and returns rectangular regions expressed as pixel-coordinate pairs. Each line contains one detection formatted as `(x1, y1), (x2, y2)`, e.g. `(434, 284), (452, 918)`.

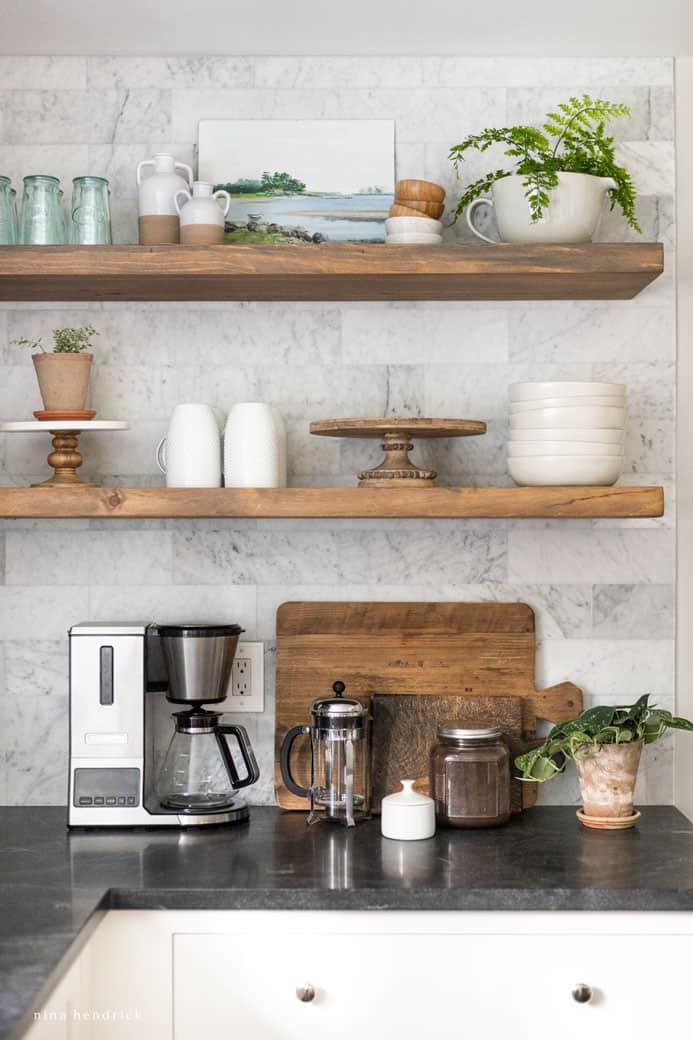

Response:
(198, 119), (395, 243)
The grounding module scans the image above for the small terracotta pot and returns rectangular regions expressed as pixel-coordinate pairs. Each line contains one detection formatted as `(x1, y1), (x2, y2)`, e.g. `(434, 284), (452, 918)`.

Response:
(32, 352), (93, 412)
(574, 739), (643, 819)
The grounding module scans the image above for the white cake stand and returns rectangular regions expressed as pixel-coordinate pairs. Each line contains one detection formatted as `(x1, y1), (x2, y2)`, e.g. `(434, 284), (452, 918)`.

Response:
(0, 420), (129, 487)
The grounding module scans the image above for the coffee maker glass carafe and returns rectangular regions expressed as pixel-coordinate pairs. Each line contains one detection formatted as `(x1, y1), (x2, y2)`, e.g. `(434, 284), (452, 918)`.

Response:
(280, 681), (370, 827)
(158, 708), (258, 812)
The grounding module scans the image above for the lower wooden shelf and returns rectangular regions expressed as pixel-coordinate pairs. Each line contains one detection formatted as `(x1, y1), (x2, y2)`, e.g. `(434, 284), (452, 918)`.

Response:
(0, 485), (664, 519)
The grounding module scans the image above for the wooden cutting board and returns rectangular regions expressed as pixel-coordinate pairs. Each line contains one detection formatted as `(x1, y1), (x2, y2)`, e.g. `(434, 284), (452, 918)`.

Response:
(370, 693), (525, 813)
(274, 601), (582, 810)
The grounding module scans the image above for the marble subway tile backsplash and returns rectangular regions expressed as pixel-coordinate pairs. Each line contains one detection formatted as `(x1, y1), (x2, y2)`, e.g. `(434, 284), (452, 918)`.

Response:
(0, 54), (676, 806)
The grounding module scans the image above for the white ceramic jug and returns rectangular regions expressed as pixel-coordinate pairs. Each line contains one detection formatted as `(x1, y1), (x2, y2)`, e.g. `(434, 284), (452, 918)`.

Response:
(156, 403), (222, 488)
(137, 153), (193, 245)
(224, 403), (282, 488)
(174, 181), (231, 245)
(466, 172), (619, 244)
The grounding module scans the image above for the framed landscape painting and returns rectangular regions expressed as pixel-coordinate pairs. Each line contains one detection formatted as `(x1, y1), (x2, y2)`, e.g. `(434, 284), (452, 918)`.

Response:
(198, 119), (395, 244)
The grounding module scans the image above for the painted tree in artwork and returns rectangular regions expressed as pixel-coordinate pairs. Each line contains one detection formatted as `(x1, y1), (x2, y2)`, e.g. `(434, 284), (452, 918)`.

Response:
(260, 171), (307, 194)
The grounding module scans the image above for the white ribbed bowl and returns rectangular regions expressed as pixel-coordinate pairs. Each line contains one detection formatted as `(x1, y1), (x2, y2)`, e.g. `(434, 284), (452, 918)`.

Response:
(386, 232), (442, 244)
(508, 455), (623, 486)
(510, 381), (625, 402)
(510, 394), (625, 412)
(509, 427), (625, 444)
(510, 405), (626, 429)
(508, 441), (625, 457)
(385, 216), (442, 235)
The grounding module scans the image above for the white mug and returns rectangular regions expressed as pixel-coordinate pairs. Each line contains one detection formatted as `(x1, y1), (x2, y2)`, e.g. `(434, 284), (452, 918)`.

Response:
(224, 403), (283, 488)
(156, 403), (222, 487)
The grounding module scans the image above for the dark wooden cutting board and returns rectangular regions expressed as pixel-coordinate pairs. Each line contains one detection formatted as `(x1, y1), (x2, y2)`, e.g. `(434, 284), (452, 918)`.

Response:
(274, 601), (582, 811)
(370, 693), (525, 812)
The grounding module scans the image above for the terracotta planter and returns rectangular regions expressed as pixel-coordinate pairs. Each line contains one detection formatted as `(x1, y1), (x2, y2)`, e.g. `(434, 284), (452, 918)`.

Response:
(574, 739), (643, 819)
(32, 352), (93, 411)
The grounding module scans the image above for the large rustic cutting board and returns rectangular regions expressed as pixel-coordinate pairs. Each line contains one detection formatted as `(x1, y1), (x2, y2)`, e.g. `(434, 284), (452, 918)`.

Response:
(274, 601), (582, 810)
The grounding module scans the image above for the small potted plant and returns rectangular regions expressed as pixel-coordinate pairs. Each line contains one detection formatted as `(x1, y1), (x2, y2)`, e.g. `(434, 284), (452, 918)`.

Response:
(12, 324), (99, 413)
(515, 696), (693, 829)
(450, 94), (641, 243)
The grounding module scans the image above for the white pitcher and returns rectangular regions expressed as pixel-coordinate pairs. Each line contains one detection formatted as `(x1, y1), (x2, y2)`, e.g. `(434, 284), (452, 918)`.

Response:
(224, 403), (283, 488)
(137, 153), (193, 245)
(174, 181), (231, 245)
(156, 403), (222, 488)
(466, 172), (619, 244)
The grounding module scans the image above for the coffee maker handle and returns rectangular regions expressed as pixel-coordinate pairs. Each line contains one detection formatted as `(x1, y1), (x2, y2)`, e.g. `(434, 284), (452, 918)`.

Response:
(216, 723), (260, 790)
(280, 725), (312, 798)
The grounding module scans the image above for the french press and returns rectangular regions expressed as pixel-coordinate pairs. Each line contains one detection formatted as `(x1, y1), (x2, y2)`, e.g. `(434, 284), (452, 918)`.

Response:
(280, 681), (370, 827)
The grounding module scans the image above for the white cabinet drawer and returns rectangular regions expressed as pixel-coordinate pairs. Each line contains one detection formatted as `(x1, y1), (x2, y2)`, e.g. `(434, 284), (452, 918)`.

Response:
(173, 929), (693, 1040)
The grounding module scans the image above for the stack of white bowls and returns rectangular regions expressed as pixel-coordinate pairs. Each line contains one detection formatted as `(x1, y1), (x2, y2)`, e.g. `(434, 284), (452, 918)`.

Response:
(385, 216), (443, 245)
(508, 381), (626, 486)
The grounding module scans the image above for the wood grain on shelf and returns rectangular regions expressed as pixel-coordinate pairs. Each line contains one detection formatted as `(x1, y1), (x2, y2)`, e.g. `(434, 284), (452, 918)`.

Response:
(274, 601), (583, 811)
(0, 243), (663, 301)
(0, 485), (664, 519)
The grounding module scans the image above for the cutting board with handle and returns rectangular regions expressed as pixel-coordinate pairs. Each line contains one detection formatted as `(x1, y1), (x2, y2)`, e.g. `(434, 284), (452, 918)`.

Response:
(274, 601), (582, 810)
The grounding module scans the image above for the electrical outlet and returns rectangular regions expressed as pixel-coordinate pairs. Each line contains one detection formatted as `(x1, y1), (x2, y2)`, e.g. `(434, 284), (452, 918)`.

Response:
(226, 641), (264, 713)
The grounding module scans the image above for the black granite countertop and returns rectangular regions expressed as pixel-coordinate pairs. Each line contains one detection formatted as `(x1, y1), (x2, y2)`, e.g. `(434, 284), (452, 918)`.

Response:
(2, 805), (693, 1038)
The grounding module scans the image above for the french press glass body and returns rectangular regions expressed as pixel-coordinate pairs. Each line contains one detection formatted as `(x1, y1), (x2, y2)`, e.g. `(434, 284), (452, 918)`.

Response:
(280, 681), (370, 827)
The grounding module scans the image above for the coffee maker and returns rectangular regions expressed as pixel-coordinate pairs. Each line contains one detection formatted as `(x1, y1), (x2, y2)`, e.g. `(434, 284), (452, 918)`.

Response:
(68, 622), (260, 827)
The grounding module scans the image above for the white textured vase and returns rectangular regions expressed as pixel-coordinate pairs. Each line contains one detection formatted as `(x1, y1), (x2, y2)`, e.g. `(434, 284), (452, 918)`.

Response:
(224, 403), (282, 488)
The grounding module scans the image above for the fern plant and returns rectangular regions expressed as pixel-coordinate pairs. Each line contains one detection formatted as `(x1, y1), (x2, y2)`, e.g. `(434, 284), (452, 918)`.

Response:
(449, 95), (641, 231)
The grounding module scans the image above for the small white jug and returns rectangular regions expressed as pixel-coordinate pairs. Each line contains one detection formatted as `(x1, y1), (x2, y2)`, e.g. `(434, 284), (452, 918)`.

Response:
(224, 403), (283, 488)
(174, 181), (230, 245)
(156, 403), (222, 488)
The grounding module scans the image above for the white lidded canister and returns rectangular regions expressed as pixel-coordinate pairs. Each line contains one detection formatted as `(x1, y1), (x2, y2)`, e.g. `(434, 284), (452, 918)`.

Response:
(381, 779), (436, 840)
(136, 153), (193, 245)
(175, 181), (231, 245)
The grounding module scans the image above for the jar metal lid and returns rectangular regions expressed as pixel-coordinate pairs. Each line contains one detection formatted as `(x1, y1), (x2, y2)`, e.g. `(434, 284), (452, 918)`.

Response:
(437, 722), (503, 742)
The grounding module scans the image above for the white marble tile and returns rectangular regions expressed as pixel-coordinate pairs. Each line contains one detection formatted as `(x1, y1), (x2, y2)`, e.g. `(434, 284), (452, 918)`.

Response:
(87, 143), (195, 200)
(255, 57), (424, 89)
(0, 586), (88, 640)
(3, 641), (68, 805)
(425, 361), (595, 419)
(536, 639), (673, 698)
(0, 57), (86, 90)
(506, 86), (652, 142)
(508, 528), (674, 584)
(615, 142), (674, 195)
(1, 90), (171, 146)
(87, 57), (254, 90)
(592, 584), (673, 639)
(508, 305), (675, 364)
(650, 86), (674, 141)
(172, 523), (506, 586)
(0, 146), (90, 207)
(422, 57), (673, 88)
(622, 418), (673, 475)
(88, 584), (257, 632)
(593, 361), (674, 418)
(5, 530), (173, 585)
(341, 307), (507, 365)
(89, 364), (201, 420)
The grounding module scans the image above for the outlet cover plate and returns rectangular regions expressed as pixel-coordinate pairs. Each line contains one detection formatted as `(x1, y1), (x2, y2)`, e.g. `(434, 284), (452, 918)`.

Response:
(226, 640), (264, 713)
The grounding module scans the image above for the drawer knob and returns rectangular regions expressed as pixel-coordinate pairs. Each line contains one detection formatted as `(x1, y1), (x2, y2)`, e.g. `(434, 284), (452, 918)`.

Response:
(572, 983), (593, 1004)
(296, 984), (316, 1003)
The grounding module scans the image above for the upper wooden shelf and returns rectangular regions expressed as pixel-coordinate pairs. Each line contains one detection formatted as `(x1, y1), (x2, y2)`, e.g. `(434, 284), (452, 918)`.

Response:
(0, 485), (664, 519)
(0, 243), (663, 302)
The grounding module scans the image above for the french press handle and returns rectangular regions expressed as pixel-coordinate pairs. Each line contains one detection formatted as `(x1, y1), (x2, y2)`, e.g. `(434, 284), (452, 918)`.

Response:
(215, 724), (260, 790)
(280, 725), (312, 798)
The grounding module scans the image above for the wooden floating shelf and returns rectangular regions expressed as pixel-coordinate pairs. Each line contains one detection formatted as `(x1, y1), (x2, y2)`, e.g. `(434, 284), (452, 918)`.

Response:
(0, 485), (664, 519)
(0, 243), (663, 302)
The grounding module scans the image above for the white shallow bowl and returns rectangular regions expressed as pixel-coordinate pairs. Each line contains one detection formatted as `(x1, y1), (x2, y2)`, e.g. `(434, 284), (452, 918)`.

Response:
(510, 405), (626, 429)
(509, 427), (625, 444)
(510, 395), (625, 413)
(386, 232), (442, 244)
(508, 455), (623, 487)
(510, 381), (625, 403)
(385, 216), (442, 235)
(508, 440), (625, 457)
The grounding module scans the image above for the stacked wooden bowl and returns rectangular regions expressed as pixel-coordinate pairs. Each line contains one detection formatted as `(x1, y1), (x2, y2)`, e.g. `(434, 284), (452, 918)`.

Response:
(386, 179), (446, 244)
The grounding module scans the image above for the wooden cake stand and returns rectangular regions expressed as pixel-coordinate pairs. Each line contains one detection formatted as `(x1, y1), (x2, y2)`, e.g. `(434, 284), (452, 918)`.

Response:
(310, 417), (486, 487)
(0, 421), (129, 487)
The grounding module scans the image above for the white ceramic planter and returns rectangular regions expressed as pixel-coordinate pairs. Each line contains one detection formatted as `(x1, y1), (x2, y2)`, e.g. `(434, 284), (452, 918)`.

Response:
(467, 172), (618, 244)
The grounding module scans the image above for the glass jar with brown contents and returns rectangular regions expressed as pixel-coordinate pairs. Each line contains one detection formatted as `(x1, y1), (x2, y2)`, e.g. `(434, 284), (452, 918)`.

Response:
(431, 723), (511, 828)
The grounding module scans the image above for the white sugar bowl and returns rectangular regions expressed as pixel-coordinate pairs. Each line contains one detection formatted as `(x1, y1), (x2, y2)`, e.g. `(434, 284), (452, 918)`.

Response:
(174, 181), (231, 245)
(381, 779), (436, 841)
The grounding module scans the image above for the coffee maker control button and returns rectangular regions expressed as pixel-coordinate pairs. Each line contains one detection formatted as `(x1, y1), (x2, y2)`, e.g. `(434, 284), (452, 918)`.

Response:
(94, 797), (104, 805)
(105, 797), (116, 805)
(78, 797), (93, 806)
(117, 796), (126, 806)
(127, 796), (137, 806)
